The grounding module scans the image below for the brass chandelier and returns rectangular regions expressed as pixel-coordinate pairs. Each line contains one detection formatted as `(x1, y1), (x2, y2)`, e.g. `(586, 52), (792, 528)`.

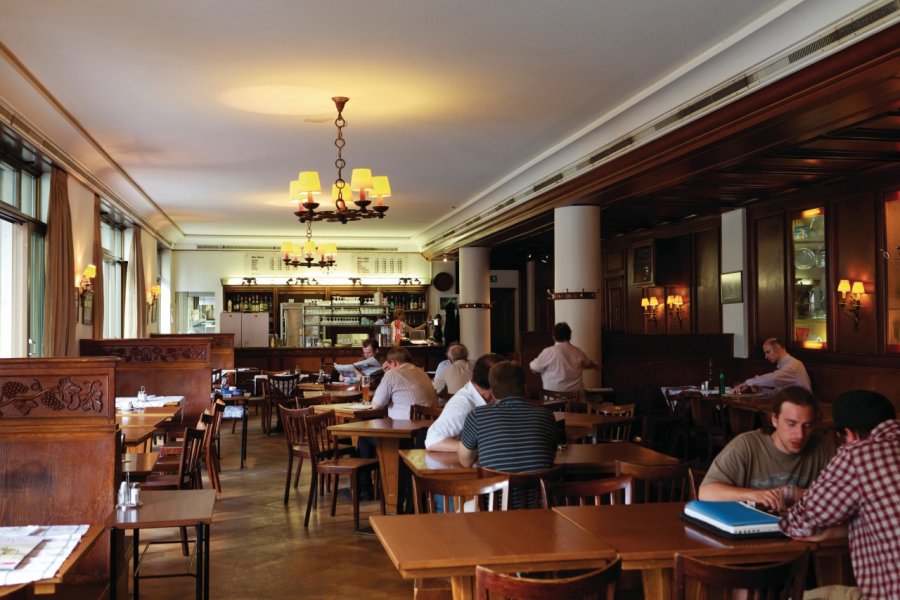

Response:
(290, 96), (391, 224)
(281, 221), (337, 269)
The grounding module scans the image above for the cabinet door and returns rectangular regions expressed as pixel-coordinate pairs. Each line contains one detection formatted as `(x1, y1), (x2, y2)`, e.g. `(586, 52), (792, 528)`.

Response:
(790, 208), (828, 349)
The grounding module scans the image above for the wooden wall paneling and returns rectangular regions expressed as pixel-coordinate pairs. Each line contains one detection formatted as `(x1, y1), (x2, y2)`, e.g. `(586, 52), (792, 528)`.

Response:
(832, 194), (879, 354)
(626, 285), (646, 334)
(0, 357), (119, 584)
(604, 276), (625, 332)
(753, 213), (788, 351)
(694, 227), (721, 333)
(80, 338), (212, 425)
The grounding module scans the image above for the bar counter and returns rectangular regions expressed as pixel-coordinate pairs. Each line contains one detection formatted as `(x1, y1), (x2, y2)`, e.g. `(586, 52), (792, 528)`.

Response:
(235, 344), (446, 372)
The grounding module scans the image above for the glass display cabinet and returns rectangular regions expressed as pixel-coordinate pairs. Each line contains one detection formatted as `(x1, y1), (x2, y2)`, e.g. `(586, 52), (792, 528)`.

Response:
(791, 207), (828, 349)
(886, 194), (900, 353)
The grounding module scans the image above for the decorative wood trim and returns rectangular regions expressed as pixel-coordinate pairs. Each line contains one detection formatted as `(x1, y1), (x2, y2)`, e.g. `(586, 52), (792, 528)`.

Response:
(457, 303), (492, 309)
(81, 339), (210, 362)
(0, 376), (107, 418)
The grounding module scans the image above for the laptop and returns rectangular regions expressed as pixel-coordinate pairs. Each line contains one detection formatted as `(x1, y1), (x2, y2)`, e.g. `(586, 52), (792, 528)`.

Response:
(682, 500), (785, 538)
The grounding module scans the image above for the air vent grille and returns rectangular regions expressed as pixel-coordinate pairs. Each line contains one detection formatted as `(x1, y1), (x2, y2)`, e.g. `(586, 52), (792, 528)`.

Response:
(590, 137), (633, 164)
(788, 1), (898, 63)
(532, 174), (563, 193)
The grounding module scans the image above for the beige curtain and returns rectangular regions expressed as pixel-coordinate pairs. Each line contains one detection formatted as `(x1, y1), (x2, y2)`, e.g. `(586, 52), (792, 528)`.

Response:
(91, 194), (105, 338)
(124, 225), (147, 337)
(42, 166), (76, 356)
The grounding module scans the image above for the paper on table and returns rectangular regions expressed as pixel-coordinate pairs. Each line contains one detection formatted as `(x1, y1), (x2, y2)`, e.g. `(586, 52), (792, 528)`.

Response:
(0, 538), (41, 570)
(0, 525), (88, 585)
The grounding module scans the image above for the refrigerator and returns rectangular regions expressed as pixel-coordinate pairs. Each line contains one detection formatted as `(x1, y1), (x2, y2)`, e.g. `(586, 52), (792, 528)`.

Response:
(220, 312), (268, 347)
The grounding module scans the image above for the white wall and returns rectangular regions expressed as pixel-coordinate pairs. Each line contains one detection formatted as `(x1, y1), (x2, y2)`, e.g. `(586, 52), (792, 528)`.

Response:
(722, 209), (749, 358)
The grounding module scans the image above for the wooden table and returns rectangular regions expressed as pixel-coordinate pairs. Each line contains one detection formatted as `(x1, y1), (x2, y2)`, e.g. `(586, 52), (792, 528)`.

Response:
(327, 418), (430, 513)
(110, 489), (216, 600)
(0, 525), (104, 596)
(371, 510), (616, 600)
(400, 443), (678, 480)
(553, 502), (810, 600)
(121, 452), (159, 481)
(117, 407), (181, 452)
(311, 401), (372, 423)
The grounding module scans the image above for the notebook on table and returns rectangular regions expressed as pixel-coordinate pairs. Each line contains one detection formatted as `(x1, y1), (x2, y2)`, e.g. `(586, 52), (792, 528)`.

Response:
(682, 500), (785, 538)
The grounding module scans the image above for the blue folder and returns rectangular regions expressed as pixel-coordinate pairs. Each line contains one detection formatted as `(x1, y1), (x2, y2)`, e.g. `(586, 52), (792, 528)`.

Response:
(682, 500), (785, 538)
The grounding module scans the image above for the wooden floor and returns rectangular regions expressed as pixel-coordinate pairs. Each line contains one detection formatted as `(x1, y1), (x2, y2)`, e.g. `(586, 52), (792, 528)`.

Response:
(133, 418), (413, 599)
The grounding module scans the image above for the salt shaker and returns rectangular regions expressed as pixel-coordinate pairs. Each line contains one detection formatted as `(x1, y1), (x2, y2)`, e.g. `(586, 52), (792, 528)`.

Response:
(137, 386), (147, 402)
(129, 482), (141, 507)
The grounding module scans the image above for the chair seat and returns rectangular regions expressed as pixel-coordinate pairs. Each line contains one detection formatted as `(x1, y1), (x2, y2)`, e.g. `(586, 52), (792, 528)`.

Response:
(317, 457), (379, 475)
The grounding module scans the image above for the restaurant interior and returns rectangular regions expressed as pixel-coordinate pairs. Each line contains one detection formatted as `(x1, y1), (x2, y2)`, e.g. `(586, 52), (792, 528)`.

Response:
(1, 1), (899, 598)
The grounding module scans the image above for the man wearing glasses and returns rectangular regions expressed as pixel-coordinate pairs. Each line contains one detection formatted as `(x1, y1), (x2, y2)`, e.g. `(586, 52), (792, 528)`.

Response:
(781, 390), (899, 599)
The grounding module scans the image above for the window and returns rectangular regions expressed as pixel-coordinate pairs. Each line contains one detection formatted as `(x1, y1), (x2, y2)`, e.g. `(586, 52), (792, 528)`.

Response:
(101, 219), (126, 338)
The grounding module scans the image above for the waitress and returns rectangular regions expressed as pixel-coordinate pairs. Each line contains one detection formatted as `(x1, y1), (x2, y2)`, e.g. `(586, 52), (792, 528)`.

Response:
(388, 310), (426, 344)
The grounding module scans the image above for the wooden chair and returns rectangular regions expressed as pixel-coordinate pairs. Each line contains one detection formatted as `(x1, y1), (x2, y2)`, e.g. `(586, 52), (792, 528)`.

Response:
(687, 392), (729, 463)
(591, 402), (635, 443)
(614, 460), (693, 503)
(688, 467), (706, 501)
(302, 410), (385, 530)
(279, 405), (313, 504)
(353, 405), (388, 421)
(265, 373), (300, 435)
(480, 465), (564, 509)
(475, 557), (622, 599)
(412, 473), (510, 514)
(641, 411), (687, 459)
(673, 551), (809, 600)
(540, 389), (580, 412)
(410, 404), (444, 421)
(541, 475), (633, 507)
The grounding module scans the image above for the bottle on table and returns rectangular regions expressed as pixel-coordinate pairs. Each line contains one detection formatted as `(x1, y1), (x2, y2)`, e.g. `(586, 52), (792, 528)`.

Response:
(718, 372), (726, 395)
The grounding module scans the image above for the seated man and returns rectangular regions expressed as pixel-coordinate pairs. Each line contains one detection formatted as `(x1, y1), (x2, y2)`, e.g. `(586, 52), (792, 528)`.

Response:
(699, 386), (834, 511)
(424, 353), (506, 452)
(781, 390), (899, 599)
(458, 361), (557, 472)
(432, 343), (474, 400)
(734, 337), (811, 395)
(333, 337), (383, 384)
(370, 346), (437, 419)
(529, 322), (598, 393)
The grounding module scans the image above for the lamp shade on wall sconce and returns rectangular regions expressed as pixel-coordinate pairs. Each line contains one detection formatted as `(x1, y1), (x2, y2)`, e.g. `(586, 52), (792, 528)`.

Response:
(79, 264), (96, 296)
(837, 278), (866, 327)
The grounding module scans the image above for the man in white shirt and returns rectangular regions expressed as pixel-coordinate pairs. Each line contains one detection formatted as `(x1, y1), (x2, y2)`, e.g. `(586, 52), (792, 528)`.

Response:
(370, 346), (437, 420)
(734, 337), (811, 395)
(425, 353), (506, 452)
(432, 344), (473, 401)
(529, 322), (598, 393)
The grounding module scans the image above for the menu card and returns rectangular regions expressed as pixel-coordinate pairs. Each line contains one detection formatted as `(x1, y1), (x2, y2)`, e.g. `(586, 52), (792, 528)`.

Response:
(0, 525), (88, 585)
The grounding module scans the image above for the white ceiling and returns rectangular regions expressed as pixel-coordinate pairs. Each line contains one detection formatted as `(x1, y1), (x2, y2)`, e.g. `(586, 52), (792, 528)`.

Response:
(0, 0), (875, 251)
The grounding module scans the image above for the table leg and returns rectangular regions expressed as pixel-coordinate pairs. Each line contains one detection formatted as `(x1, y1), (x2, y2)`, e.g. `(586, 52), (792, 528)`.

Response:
(133, 528), (140, 599)
(641, 567), (671, 600)
(195, 523), (203, 600)
(203, 523), (210, 600)
(240, 409), (248, 468)
(449, 575), (475, 600)
(374, 437), (401, 514)
(109, 527), (118, 600)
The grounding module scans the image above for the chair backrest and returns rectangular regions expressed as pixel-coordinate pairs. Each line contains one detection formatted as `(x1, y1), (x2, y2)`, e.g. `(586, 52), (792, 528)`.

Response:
(687, 467), (706, 501)
(303, 409), (339, 463)
(615, 460), (693, 503)
(280, 405), (313, 447)
(410, 404), (444, 421)
(688, 393), (726, 433)
(541, 475), (633, 508)
(413, 473), (510, 514)
(353, 405), (388, 421)
(177, 427), (206, 490)
(673, 551), (809, 600)
(209, 399), (226, 439)
(475, 558), (622, 600)
(592, 403), (635, 443)
(269, 373), (300, 402)
(540, 389), (580, 412)
(480, 465), (565, 509)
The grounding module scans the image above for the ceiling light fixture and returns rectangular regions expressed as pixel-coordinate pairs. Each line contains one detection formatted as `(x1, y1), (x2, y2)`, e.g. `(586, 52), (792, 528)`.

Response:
(290, 97), (390, 224)
(281, 221), (337, 269)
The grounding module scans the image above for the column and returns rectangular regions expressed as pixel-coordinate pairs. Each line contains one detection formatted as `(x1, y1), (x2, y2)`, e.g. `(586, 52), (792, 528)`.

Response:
(553, 206), (602, 388)
(458, 246), (491, 358)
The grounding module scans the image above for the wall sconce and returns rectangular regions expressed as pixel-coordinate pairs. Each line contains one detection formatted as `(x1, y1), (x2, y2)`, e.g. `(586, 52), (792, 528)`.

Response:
(641, 296), (659, 323)
(79, 264), (96, 297)
(837, 279), (865, 327)
(146, 281), (161, 308)
(666, 294), (684, 325)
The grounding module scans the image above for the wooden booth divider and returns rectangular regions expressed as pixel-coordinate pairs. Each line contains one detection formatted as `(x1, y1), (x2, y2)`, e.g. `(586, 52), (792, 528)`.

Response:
(0, 357), (119, 587)
(150, 333), (235, 372)
(80, 337), (212, 426)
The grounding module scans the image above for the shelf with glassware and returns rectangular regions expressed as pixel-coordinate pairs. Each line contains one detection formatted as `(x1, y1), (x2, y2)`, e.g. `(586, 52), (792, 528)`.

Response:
(282, 300), (390, 348)
(791, 208), (828, 349)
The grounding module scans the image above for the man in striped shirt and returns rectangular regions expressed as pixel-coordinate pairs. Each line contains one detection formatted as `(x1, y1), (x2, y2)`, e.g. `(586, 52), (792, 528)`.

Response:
(458, 361), (557, 472)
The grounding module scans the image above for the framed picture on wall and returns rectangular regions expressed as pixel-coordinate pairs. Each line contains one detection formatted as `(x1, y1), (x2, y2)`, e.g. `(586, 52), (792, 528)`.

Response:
(721, 271), (743, 304)
(439, 296), (458, 310)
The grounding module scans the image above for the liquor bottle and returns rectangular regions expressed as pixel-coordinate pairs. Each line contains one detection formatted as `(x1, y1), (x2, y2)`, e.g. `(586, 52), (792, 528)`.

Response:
(241, 295), (249, 312)
(718, 372), (726, 395)
(261, 296), (268, 312)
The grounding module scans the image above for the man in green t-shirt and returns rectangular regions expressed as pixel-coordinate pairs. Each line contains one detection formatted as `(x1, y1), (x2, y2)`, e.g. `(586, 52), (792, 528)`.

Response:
(699, 386), (835, 512)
